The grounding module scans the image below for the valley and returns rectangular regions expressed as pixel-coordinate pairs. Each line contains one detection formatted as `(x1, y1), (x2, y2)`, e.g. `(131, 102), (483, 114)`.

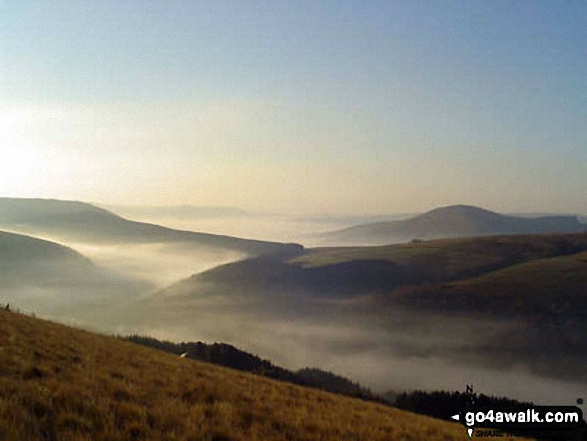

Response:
(1, 198), (585, 436)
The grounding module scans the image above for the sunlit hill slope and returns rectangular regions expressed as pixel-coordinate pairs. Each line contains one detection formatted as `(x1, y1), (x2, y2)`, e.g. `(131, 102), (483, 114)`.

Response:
(0, 309), (516, 441)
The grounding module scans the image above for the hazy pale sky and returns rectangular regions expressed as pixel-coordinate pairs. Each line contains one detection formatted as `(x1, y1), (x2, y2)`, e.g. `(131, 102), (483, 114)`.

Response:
(1, 1), (586, 215)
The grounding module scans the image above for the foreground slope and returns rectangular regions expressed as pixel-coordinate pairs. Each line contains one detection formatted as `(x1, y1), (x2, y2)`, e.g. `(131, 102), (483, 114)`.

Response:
(323, 205), (585, 245)
(124, 335), (374, 400)
(0, 198), (302, 256)
(0, 310), (498, 441)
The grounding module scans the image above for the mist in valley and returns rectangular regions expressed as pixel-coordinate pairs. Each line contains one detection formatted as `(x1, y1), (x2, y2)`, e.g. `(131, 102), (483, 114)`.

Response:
(70, 242), (246, 289)
(0, 226), (248, 335)
(2, 211), (585, 411)
(2, 3), (586, 439)
(103, 206), (413, 247)
(100, 290), (584, 406)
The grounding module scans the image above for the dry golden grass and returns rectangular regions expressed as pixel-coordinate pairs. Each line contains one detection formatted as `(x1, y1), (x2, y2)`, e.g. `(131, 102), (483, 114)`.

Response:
(0, 309), (528, 441)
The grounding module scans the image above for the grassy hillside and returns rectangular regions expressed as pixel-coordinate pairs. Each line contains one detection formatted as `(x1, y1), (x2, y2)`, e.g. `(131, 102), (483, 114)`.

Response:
(0, 230), (148, 310)
(0, 309), (513, 441)
(0, 230), (97, 290)
(155, 233), (587, 384)
(165, 233), (587, 299)
(294, 233), (587, 271)
(0, 198), (302, 256)
(387, 249), (587, 381)
(0, 230), (89, 265)
(323, 205), (585, 245)
(396, 249), (587, 318)
(124, 335), (374, 401)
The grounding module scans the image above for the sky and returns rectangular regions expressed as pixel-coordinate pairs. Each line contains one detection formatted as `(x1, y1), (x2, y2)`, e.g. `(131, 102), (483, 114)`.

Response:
(1, 0), (586, 215)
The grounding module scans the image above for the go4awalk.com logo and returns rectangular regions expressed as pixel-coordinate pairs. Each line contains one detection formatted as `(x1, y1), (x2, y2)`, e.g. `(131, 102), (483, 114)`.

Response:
(451, 406), (583, 438)
(450, 385), (585, 438)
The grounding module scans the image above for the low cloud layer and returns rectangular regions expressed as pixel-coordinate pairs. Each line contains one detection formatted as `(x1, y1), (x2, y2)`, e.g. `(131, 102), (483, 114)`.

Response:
(3, 217), (583, 409)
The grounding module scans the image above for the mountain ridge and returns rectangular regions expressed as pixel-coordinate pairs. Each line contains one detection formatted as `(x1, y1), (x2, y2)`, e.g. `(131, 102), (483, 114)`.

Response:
(0, 197), (303, 256)
(161, 232), (587, 301)
(153, 233), (587, 384)
(323, 204), (585, 245)
(0, 229), (150, 310)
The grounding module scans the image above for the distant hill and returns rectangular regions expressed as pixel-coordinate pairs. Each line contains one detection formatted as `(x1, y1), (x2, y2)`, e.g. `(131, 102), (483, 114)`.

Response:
(162, 232), (587, 301)
(0, 230), (90, 267)
(0, 309), (479, 441)
(388, 248), (587, 381)
(124, 335), (373, 400)
(0, 198), (303, 256)
(0, 230), (148, 308)
(105, 204), (252, 219)
(0, 230), (93, 288)
(323, 205), (586, 245)
(155, 233), (587, 383)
